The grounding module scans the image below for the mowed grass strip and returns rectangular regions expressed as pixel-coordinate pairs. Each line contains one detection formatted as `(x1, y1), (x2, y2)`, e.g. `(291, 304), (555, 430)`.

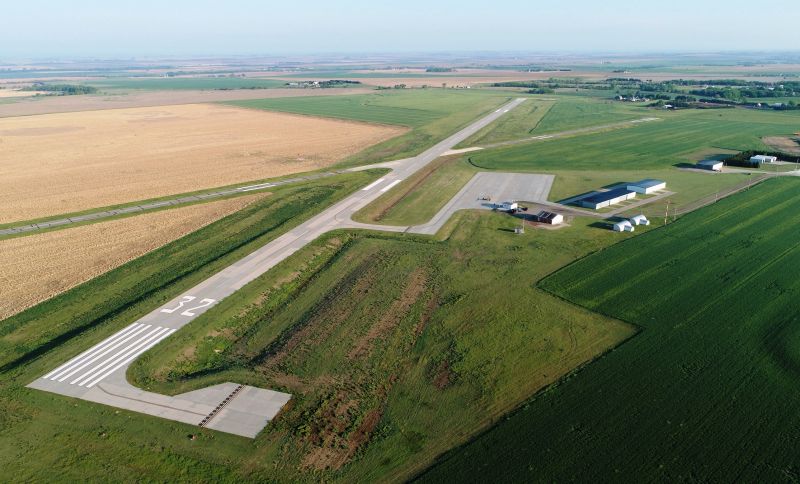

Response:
(0, 172), (375, 372)
(0, 194), (264, 321)
(420, 177), (800, 483)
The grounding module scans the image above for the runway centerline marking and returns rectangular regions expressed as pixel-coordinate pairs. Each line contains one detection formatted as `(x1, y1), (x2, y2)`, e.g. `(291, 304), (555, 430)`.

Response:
(361, 178), (386, 191)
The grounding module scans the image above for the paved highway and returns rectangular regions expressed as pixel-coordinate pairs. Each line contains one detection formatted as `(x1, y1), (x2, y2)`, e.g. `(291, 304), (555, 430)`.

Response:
(29, 97), (527, 438)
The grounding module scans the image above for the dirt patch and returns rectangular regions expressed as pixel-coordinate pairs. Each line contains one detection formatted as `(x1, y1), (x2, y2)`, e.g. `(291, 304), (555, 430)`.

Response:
(763, 136), (800, 155)
(348, 268), (428, 359)
(0, 194), (264, 321)
(0, 103), (404, 223)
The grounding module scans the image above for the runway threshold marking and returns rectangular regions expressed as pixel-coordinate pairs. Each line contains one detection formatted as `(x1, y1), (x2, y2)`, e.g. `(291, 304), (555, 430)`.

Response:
(380, 180), (402, 192)
(361, 178), (386, 191)
(42, 323), (177, 387)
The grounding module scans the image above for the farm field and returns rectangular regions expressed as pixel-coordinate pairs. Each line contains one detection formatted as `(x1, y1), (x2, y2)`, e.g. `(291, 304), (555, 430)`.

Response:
(0, 194), (264, 321)
(0, 205), (632, 482)
(87, 77), (288, 91)
(0, 87), (376, 118)
(468, 107), (800, 172)
(0, 103), (403, 223)
(420, 177), (800, 482)
(227, 89), (512, 165)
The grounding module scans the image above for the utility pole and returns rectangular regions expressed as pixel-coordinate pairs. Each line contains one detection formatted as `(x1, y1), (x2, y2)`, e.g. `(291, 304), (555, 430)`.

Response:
(664, 200), (671, 226)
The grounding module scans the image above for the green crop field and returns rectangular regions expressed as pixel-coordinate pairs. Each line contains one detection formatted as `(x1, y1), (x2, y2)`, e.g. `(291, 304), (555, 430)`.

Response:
(87, 77), (288, 90)
(420, 177), (800, 482)
(227, 89), (512, 165)
(469, 107), (800, 173)
(456, 96), (647, 148)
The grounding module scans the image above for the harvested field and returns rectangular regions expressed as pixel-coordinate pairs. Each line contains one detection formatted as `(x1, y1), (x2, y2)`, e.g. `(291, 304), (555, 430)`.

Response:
(0, 194), (264, 321)
(763, 135), (800, 155)
(0, 90), (42, 98)
(0, 103), (404, 223)
(0, 87), (375, 118)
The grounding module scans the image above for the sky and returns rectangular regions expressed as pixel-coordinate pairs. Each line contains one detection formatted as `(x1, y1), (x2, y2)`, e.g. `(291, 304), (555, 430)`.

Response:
(3, 0), (799, 58)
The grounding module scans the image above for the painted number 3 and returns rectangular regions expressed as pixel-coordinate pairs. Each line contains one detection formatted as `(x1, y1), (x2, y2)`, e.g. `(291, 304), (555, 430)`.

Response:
(160, 296), (217, 316)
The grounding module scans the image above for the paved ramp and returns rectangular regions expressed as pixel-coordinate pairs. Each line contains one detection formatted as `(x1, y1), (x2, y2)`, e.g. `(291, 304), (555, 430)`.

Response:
(410, 172), (554, 234)
(28, 98), (528, 439)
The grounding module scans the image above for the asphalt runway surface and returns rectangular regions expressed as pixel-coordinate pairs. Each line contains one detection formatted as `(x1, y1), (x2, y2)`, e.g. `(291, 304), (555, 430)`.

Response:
(29, 98), (528, 438)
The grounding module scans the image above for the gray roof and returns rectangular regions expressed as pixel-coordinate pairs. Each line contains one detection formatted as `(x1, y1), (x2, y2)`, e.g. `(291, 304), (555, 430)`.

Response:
(582, 188), (634, 204)
(628, 178), (665, 189)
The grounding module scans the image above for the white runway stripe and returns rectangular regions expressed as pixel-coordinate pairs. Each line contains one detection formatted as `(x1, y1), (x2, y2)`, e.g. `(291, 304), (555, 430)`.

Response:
(52, 324), (153, 382)
(71, 326), (170, 386)
(361, 178), (385, 191)
(380, 180), (402, 192)
(42, 323), (141, 379)
(47, 324), (150, 381)
(84, 329), (176, 388)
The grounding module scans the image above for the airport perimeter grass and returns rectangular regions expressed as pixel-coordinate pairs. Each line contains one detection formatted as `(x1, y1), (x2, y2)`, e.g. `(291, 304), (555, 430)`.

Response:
(420, 177), (800, 482)
(469, 107), (800, 172)
(0, 206), (632, 482)
(456, 96), (646, 148)
(354, 154), (752, 227)
(227, 89), (512, 165)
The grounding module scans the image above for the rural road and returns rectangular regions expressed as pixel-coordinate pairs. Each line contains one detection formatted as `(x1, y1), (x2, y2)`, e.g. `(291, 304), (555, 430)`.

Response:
(29, 97), (528, 438)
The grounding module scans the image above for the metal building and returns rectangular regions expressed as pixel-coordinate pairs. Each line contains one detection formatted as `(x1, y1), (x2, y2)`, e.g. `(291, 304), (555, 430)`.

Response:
(579, 188), (636, 210)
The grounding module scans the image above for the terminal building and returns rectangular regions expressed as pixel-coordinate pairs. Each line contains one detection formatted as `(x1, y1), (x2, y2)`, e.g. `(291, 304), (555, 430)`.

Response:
(579, 188), (636, 210)
(626, 179), (666, 195)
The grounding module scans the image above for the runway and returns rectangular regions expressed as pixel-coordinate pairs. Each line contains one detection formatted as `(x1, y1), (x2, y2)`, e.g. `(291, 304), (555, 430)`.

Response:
(29, 97), (528, 438)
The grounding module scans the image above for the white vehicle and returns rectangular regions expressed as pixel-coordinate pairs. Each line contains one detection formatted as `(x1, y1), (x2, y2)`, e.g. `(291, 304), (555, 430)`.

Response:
(499, 201), (519, 212)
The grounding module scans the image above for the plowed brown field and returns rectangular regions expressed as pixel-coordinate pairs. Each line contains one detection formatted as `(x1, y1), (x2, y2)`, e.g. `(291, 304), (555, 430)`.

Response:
(0, 103), (403, 223)
(0, 194), (264, 321)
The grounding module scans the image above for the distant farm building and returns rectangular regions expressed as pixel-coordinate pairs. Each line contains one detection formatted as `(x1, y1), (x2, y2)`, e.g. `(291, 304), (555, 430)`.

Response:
(579, 188), (636, 210)
(612, 220), (635, 232)
(697, 160), (724, 171)
(627, 179), (666, 195)
(535, 210), (563, 225)
(751, 154), (778, 164)
(629, 214), (650, 226)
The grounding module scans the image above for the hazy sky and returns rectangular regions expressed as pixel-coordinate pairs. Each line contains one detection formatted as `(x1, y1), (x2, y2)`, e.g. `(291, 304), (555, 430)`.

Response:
(3, 0), (799, 58)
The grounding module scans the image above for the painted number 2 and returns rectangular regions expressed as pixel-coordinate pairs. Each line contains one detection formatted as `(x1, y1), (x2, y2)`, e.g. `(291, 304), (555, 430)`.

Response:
(160, 296), (217, 316)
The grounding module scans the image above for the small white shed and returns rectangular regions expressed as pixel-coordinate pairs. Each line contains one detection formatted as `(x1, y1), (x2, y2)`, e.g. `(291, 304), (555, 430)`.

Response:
(612, 220), (635, 232)
(630, 214), (650, 226)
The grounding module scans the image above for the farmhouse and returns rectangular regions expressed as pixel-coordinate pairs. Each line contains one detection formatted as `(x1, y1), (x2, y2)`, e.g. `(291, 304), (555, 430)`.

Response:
(697, 159), (724, 171)
(626, 179), (666, 195)
(579, 188), (636, 210)
(751, 154), (778, 164)
(612, 220), (634, 232)
(535, 210), (563, 225)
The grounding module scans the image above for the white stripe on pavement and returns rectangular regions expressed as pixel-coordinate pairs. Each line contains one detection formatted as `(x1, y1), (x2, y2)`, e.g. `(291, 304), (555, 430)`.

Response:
(361, 178), (385, 191)
(380, 180), (402, 192)
(84, 329), (176, 388)
(43, 323), (141, 379)
(72, 327), (171, 386)
(49, 324), (152, 381)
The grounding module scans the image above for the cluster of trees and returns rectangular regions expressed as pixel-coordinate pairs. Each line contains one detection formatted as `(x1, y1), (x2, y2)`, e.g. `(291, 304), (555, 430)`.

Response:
(285, 80), (361, 88)
(22, 83), (97, 95)
(425, 67), (454, 72)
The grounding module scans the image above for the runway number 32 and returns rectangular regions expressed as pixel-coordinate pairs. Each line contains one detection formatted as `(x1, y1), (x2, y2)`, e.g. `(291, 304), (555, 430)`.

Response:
(160, 296), (217, 317)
